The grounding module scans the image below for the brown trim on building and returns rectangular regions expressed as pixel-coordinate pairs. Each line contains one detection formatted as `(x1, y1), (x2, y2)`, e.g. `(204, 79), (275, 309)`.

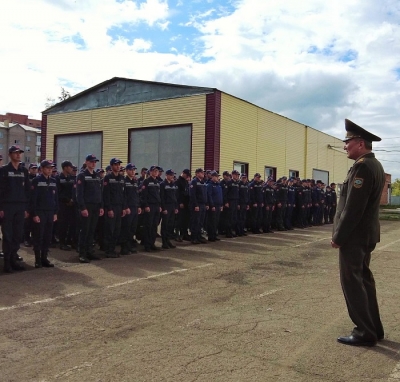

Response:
(41, 114), (47, 161)
(205, 91), (221, 171)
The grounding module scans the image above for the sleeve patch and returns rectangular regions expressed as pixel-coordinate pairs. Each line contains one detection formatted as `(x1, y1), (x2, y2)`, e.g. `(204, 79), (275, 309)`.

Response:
(77, 180), (82, 184)
(354, 178), (364, 188)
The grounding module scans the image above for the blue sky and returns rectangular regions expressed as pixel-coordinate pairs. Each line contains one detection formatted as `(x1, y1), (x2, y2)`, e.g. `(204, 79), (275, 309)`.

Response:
(1, 0), (400, 178)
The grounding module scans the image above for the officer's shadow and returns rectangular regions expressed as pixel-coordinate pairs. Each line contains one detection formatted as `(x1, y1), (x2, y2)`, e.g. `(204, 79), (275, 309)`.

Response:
(372, 339), (400, 360)
(0, 262), (98, 307)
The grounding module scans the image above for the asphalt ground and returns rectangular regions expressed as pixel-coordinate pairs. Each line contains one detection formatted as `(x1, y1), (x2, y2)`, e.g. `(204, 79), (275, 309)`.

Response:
(1, 221), (400, 382)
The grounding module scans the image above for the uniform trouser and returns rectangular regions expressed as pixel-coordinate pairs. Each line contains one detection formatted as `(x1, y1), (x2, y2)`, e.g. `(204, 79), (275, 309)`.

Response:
(190, 204), (206, 241)
(339, 242), (383, 341)
(323, 205), (329, 223)
(79, 204), (100, 255)
(307, 206), (312, 225)
(237, 204), (247, 235)
(57, 203), (75, 245)
(33, 210), (54, 253)
(297, 206), (306, 227)
(120, 207), (139, 249)
(143, 204), (160, 249)
(104, 205), (123, 253)
(23, 214), (33, 242)
(262, 205), (273, 231)
(161, 205), (176, 242)
(312, 204), (320, 224)
(177, 206), (190, 238)
(251, 204), (263, 232)
(1, 204), (25, 265)
(329, 205), (336, 223)
(275, 203), (287, 229)
(285, 205), (294, 228)
(207, 207), (221, 240)
(219, 208), (228, 234)
(226, 200), (238, 235)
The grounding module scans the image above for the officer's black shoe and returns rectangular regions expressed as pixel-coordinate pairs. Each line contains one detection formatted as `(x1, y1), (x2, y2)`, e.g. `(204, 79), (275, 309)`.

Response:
(88, 253), (101, 260)
(3, 266), (13, 273)
(337, 335), (376, 347)
(167, 241), (176, 249)
(130, 249), (138, 254)
(150, 245), (161, 251)
(0, 252), (4, 258)
(105, 251), (119, 258)
(120, 249), (130, 256)
(191, 240), (201, 244)
(79, 256), (90, 263)
(242, 232), (247, 236)
(11, 263), (25, 271)
(162, 244), (170, 249)
(226, 234), (233, 238)
(60, 244), (72, 251)
(16, 254), (23, 261)
(286, 227), (294, 230)
(215, 237), (221, 241)
(41, 259), (54, 268)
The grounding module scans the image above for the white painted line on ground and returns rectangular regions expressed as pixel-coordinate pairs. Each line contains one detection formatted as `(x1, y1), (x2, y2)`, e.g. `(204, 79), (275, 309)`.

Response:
(256, 235), (305, 242)
(275, 232), (313, 237)
(0, 263), (214, 312)
(255, 288), (283, 299)
(376, 238), (400, 252)
(292, 237), (331, 248)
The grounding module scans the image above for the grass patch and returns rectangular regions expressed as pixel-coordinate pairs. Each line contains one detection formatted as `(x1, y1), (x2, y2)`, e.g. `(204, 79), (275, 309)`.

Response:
(379, 214), (400, 221)
(380, 205), (400, 209)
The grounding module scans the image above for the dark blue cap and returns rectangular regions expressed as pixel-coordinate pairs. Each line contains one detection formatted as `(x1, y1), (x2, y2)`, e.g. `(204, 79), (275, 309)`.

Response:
(125, 163), (137, 170)
(96, 168), (105, 173)
(240, 173), (247, 178)
(86, 154), (99, 162)
(61, 160), (73, 168)
(210, 170), (219, 176)
(182, 169), (191, 176)
(9, 145), (24, 153)
(166, 169), (175, 175)
(29, 163), (38, 169)
(158, 167), (164, 172)
(40, 159), (55, 168)
(254, 173), (261, 177)
(149, 165), (161, 171)
(106, 165), (111, 171)
(195, 168), (204, 173)
(222, 171), (230, 176)
(232, 170), (240, 175)
(110, 157), (122, 165)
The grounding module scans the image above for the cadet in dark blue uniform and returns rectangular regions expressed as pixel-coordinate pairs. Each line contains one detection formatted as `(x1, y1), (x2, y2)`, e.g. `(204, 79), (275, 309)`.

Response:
(141, 165), (162, 252)
(23, 163), (38, 247)
(0, 146), (30, 272)
(160, 169), (179, 249)
(76, 154), (104, 263)
(175, 169), (191, 241)
(103, 158), (127, 257)
(329, 183), (337, 223)
(206, 171), (223, 241)
(189, 168), (208, 244)
(275, 177), (288, 231)
(31, 160), (58, 268)
(219, 171), (231, 235)
(285, 178), (296, 230)
(249, 173), (264, 234)
(56, 160), (75, 251)
(237, 173), (249, 236)
(295, 179), (308, 228)
(262, 177), (275, 233)
(120, 163), (141, 255)
(225, 170), (240, 237)
(311, 180), (322, 225)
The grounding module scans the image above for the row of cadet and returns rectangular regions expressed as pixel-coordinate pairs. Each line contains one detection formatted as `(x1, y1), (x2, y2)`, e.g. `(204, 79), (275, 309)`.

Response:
(0, 148), (336, 272)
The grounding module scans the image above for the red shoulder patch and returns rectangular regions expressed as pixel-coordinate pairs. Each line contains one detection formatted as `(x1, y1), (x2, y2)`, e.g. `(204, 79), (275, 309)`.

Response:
(142, 185), (146, 189)
(77, 180), (82, 184)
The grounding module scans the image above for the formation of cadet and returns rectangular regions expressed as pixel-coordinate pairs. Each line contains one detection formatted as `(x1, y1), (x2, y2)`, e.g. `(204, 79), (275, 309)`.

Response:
(0, 146), (338, 273)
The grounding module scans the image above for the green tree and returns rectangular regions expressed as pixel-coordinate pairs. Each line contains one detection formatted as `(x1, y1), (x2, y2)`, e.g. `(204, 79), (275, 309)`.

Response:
(45, 87), (71, 109)
(391, 178), (400, 196)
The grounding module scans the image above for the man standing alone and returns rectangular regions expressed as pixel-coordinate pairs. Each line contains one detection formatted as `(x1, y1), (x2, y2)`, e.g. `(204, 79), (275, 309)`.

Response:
(331, 119), (385, 347)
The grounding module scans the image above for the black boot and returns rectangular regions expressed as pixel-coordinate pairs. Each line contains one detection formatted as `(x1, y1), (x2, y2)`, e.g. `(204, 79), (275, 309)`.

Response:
(34, 250), (42, 268)
(41, 251), (54, 268)
(3, 254), (13, 273)
(167, 240), (176, 249)
(161, 240), (169, 249)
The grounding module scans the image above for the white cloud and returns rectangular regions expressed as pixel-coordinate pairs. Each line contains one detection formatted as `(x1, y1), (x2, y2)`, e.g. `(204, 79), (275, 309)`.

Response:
(1, 0), (400, 178)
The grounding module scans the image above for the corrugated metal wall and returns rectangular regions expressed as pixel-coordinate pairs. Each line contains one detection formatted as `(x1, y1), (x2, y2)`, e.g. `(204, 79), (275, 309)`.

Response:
(47, 95), (206, 170)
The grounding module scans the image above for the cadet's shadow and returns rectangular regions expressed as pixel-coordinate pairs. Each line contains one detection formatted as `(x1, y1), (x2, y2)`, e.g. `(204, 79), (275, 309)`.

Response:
(372, 339), (400, 360)
(0, 264), (97, 307)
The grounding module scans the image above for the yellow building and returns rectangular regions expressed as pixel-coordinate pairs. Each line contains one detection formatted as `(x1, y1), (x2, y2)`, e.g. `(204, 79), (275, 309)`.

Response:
(42, 77), (352, 185)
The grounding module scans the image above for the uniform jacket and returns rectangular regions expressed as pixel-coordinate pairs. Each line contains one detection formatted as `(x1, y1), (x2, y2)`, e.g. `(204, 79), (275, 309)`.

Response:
(332, 153), (385, 246)
(141, 176), (161, 207)
(160, 180), (178, 210)
(0, 162), (30, 210)
(56, 173), (75, 204)
(76, 169), (103, 210)
(238, 181), (249, 205)
(103, 172), (126, 209)
(175, 176), (190, 206)
(249, 180), (264, 204)
(189, 177), (207, 206)
(207, 181), (223, 207)
(124, 176), (140, 208)
(30, 174), (59, 216)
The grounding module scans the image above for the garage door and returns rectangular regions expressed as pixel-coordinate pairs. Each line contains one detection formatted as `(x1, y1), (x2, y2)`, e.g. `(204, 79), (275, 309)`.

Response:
(55, 133), (102, 170)
(130, 125), (191, 174)
(312, 169), (329, 185)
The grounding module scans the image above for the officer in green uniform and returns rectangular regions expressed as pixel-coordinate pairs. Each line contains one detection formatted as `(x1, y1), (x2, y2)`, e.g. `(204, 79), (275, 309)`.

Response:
(331, 119), (385, 347)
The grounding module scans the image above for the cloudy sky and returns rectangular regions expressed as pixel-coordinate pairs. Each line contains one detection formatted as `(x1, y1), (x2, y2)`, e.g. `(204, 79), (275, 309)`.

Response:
(1, 0), (399, 178)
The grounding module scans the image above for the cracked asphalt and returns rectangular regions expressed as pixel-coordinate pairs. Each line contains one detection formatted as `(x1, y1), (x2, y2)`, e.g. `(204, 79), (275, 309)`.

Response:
(1, 221), (400, 382)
